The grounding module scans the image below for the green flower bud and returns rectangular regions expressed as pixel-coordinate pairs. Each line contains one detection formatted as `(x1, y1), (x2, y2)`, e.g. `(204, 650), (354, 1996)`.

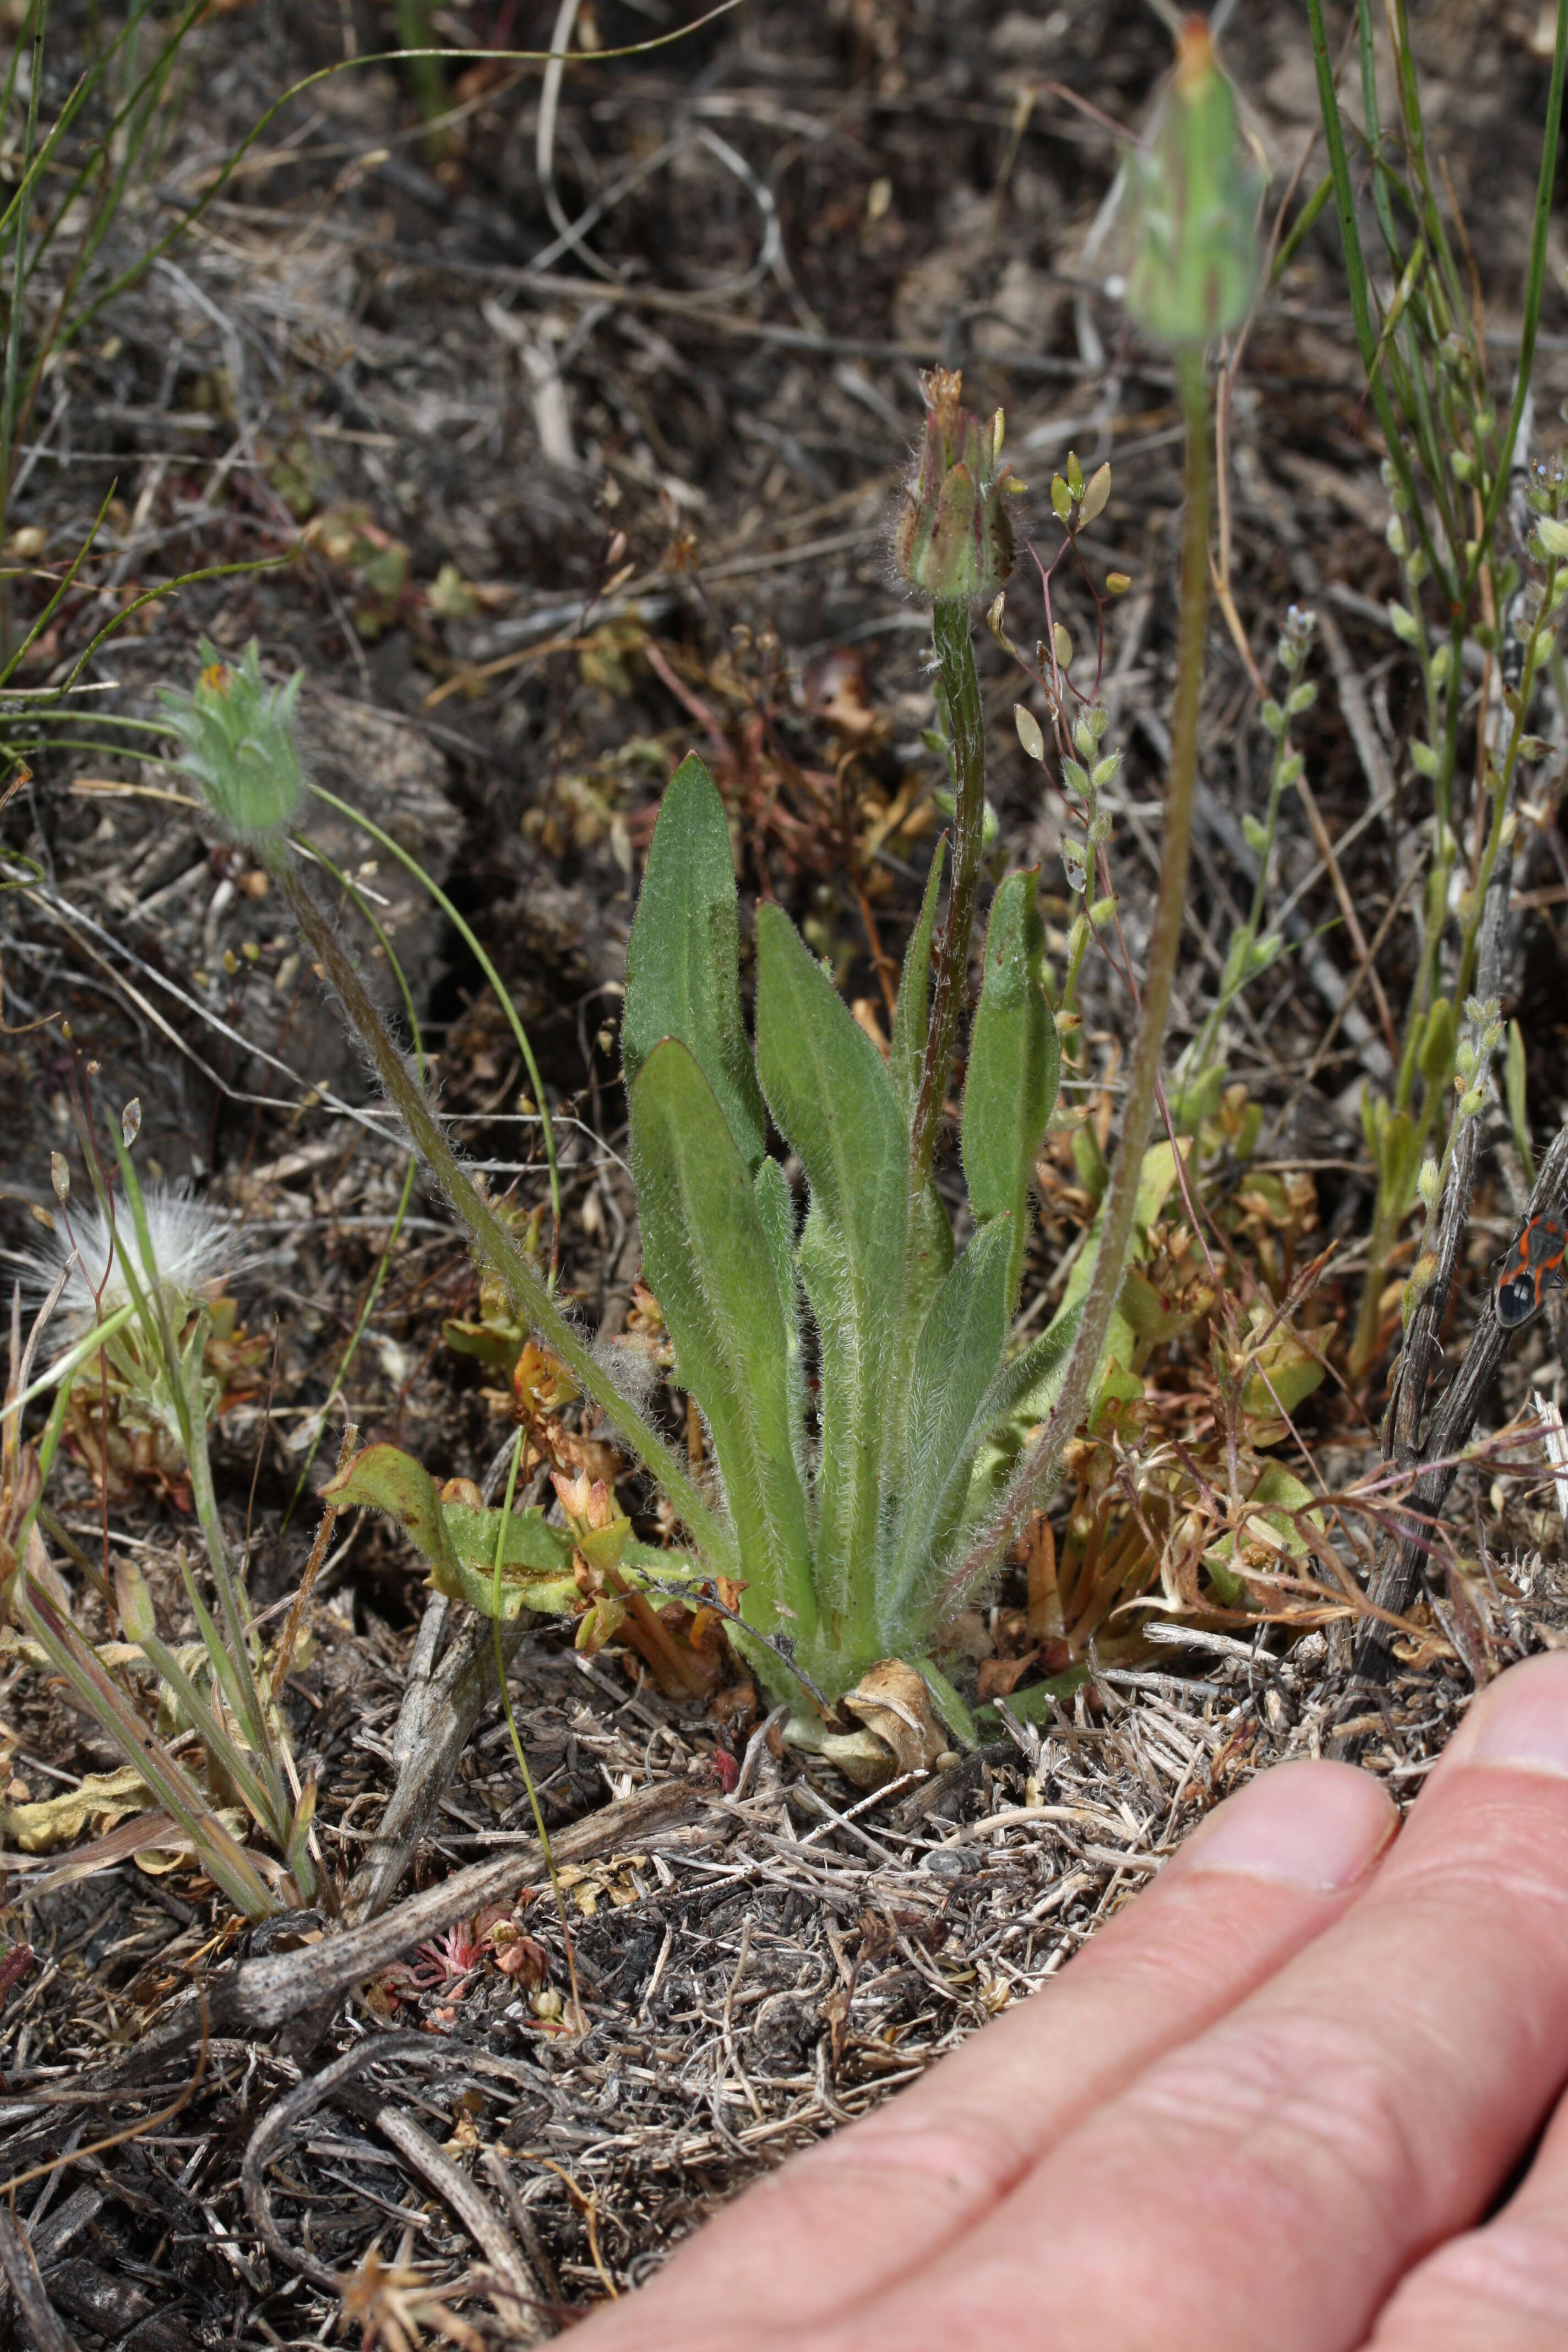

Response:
(892, 367), (1024, 601)
(159, 638), (304, 847)
(1123, 19), (1261, 348)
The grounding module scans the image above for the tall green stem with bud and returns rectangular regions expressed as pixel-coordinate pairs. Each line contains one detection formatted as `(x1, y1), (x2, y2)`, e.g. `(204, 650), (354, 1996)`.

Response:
(909, 600), (985, 1195)
(261, 845), (736, 1574)
(945, 13), (1253, 1603)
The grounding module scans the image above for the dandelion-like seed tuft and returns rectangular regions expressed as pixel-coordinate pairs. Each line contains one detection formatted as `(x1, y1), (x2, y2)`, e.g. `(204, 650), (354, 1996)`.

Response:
(35, 1182), (247, 1334)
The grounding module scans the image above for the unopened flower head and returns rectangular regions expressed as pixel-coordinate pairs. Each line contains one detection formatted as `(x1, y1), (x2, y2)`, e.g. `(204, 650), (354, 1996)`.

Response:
(1123, 17), (1261, 348)
(892, 368), (1025, 602)
(159, 637), (304, 846)
(35, 1182), (247, 1333)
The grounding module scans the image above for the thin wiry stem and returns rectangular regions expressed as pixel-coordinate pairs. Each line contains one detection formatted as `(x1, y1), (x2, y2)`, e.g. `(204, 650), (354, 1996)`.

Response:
(944, 342), (1212, 1609)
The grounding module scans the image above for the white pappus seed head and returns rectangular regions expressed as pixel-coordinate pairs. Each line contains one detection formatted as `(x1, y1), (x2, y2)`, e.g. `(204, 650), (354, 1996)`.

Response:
(32, 1182), (251, 1331)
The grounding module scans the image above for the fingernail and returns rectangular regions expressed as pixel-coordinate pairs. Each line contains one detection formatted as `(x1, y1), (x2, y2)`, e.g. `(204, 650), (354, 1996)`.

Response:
(1168, 1758), (1397, 1893)
(1441, 1652), (1568, 1780)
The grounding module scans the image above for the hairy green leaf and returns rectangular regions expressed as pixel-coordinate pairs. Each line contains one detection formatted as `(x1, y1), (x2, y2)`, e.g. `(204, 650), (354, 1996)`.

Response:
(755, 904), (908, 1646)
(752, 1151), (812, 1502)
(962, 867), (1059, 1310)
(622, 752), (767, 1173)
(629, 1037), (817, 1643)
(885, 1217), (1014, 1634)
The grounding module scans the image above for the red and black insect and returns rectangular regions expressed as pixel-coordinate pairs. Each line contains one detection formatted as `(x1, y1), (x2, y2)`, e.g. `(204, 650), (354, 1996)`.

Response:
(1495, 1212), (1568, 1328)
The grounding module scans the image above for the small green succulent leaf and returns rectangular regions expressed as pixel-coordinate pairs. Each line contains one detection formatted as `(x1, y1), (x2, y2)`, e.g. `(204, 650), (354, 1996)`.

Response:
(885, 1216), (1014, 1633)
(755, 903), (908, 1641)
(629, 1037), (817, 1644)
(1118, 1268), (1196, 1348)
(890, 835), (948, 1123)
(1377, 1110), (1422, 1221)
(323, 1444), (578, 1619)
(961, 867), (1059, 1310)
(622, 752), (767, 1174)
(1205, 1461), (1322, 1605)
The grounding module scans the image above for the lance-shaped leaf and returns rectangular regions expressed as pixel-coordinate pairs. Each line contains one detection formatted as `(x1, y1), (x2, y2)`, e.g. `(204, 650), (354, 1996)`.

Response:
(961, 867), (1059, 1311)
(629, 1037), (817, 1643)
(884, 1216), (1014, 1636)
(324, 1445), (579, 1619)
(755, 905), (907, 1643)
(622, 752), (767, 1173)
(752, 1152), (811, 1502)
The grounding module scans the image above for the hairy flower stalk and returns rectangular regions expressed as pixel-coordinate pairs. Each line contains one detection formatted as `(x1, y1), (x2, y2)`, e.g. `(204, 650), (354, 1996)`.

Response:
(894, 369), (1023, 1196)
(260, 845), (735, 1575)
(160, 643), (733, 1574)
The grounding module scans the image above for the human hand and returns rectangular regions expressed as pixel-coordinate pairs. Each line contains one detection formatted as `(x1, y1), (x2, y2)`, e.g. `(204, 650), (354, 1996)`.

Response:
(572, 1649), (1568, 2351)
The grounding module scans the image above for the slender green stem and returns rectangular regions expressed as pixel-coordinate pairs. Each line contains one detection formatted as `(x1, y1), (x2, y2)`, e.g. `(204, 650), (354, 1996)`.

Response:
(0, 1299), (136, 1429)
(1305, 0), (1446, 590)
(908, 597), (985, 1196)
(265, 841), (736, 1574)
(944, 344), (1212, 1605)
(1472, 0), (1566, 583)
(304, 781), (562, 1260)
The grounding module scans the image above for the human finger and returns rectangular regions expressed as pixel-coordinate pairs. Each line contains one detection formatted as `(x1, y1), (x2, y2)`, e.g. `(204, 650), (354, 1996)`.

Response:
(571, 1756), (1395, 2348)
(1359, 2087), (1568, 2348)
(807, 1649), (1568, 2352)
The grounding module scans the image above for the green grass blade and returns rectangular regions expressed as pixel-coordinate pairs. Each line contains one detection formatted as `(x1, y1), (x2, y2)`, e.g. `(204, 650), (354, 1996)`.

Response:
(1476, 0), (1567, 575)
(13, 1574), (280, 1919)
